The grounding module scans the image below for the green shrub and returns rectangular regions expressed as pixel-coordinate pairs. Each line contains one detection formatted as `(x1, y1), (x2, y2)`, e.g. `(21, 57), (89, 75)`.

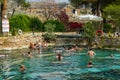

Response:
(30, 17), (43, 32)
(9, 14), (31, 35)
(103, 23), (112, 33)
(42, 33), (56, 43)
(43, 20), (65, 32)
(82, 22), (96, 46)
(42, 23), (56, 43)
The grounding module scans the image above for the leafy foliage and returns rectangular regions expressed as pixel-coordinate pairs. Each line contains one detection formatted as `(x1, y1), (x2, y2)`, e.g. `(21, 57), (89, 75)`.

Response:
(103, 23), (112, 33)
(15, 0), (30, 7)
(22, 2), (31, 10)
(30, 17), (43, 32)
(56, 11), (69, 30)
(9, 14), (31, 35)
(44, 23), (55, 33)
(82, 22), (96, 45)
(69, 0), (97, 8)
(68, 22), (82, 28)
(42, 23), (56, 43)
(43, 20), (65, 32)
(69, 0), (118, 15)
(103, 4), (120, 30)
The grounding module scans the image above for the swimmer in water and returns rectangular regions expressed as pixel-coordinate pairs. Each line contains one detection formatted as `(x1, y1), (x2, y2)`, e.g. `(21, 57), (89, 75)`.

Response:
(110, 54), (113, 57)
(19, 64), (26, 72)
(87, 61), (93, 68)
(27, 51), (32, 59)
(87, 48), (96, 58)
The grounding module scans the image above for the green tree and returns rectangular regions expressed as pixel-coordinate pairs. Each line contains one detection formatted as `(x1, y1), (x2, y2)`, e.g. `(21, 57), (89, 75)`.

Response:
(30, 17), (43, 35)
(42, 23), (56, 43)
(45, 23), (55, 33)
(22, 2), (30, 10)
(15, 0), (30, 8)
(69, 0), (117, 15)
(82, 22), (96, 47)
(30, 17), (43, 32)
(69, 0), (83, 8)
(9, 14), (31, 35)
(103, 23), (112, 33)
(103, 4), (120, 31)
(44, 20), (65, 32)
(69, 0), (97, 8)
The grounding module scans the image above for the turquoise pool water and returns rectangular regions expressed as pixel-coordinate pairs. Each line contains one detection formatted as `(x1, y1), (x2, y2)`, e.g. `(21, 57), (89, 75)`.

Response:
(0, 49), (120, 80)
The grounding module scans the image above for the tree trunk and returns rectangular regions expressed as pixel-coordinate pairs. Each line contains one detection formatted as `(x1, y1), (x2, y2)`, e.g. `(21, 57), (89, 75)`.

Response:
(2, 0), (7, 18)
(0, 2), (2, 35)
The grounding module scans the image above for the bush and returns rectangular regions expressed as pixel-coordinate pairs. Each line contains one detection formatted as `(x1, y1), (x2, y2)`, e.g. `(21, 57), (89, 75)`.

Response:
(103, 23), (112, 33)
(30, 17), (43, 32)
(82, 22), (96, 46)
(42, 23), (56, 43)
(42, 33), (56, 43)
(9, 14), (31, 35)
(43, 20), (65, 32)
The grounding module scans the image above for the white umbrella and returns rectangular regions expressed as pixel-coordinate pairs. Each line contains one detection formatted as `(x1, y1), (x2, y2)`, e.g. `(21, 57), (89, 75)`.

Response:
(76, 14), (103, 21)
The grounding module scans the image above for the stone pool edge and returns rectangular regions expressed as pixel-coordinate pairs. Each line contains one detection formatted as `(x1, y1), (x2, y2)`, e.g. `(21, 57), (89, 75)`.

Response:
(0, 46), (120, 51)
(0, 45), (29, 51)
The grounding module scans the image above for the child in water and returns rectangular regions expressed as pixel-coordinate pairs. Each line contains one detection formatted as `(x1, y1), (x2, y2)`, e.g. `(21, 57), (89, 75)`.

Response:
(55, 50), (63, 61)
(87, 61), (93, 68)
(56, 53), (62, 61)
(27, 51), (32, 59)
(19, 64), (26, 72)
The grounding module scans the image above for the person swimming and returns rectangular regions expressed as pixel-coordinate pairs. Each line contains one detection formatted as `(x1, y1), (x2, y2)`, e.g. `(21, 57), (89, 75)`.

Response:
(87, 61), (93, 68)
(110, 54), (113, 57)
(55, 50), (63, 61)
(87, 48), (96, 58)
(27, 51), (32, 59)
(56, 53), (62, 61)
(19, 64), (26, 72)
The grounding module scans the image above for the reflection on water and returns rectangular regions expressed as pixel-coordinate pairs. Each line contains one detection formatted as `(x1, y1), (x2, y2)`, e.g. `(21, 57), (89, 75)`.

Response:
(0, 49), (120, 80)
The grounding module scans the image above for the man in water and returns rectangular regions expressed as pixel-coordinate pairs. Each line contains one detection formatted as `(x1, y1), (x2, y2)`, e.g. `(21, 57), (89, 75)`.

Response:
(87, 48), (96, 58)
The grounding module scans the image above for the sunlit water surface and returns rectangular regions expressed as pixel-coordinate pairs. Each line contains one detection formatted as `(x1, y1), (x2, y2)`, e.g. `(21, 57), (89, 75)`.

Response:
(0, 49), (120, 80)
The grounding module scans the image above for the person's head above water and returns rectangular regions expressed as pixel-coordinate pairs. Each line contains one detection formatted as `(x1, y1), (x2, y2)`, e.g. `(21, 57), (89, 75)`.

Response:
(28, 51), (30, 54)
(88, 61), (92, 65)
(19, 64), (26, 72)
(110, 54), (113, 57)
(87, 60), (93, 68)
(89, 48), (92, 50)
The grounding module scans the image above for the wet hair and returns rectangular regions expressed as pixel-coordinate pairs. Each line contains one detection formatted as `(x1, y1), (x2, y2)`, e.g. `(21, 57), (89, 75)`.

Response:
(20, 64), (25, 68)
(88, 61), (92, 65)
(20, 66), (23, 68)
(28, 51), (30, 54)
(89, 48), (92, 50)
